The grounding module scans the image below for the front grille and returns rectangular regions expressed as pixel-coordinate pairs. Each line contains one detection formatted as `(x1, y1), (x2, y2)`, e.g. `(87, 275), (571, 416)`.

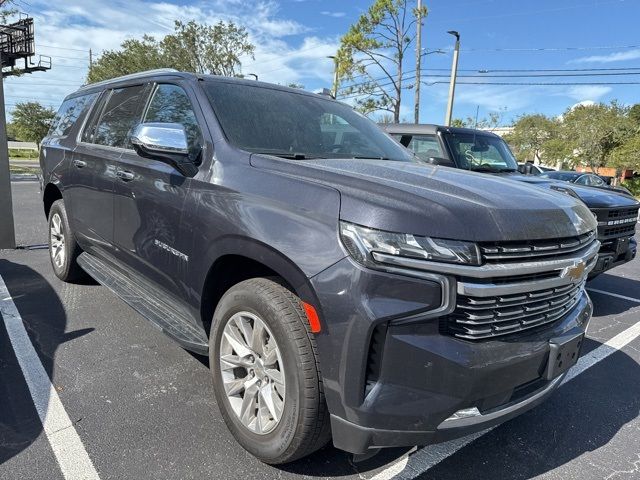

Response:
(592, 206), (639, 240)
(444, 282), (584, 341)
(479, 231), (596, 263)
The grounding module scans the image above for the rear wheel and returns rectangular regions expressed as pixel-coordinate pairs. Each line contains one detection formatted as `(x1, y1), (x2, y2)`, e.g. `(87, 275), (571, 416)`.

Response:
(48, 200), (85, 282)
(210, 278), (330, 464)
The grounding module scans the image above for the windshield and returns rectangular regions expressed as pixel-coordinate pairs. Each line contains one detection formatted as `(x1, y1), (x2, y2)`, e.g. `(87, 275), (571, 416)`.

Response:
(443, 132), (518, 172)
(203, 81), (414, 162)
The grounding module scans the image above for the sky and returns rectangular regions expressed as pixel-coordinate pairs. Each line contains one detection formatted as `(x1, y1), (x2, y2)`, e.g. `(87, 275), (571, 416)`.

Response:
(4, 0), (640, 125)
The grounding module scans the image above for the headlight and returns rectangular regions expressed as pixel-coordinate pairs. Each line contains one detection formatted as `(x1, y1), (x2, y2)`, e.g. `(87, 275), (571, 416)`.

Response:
(340, 221), (481, 267)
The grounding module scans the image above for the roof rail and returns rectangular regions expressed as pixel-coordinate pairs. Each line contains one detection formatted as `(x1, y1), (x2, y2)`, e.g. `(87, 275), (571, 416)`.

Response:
(78, 68), (181, 91)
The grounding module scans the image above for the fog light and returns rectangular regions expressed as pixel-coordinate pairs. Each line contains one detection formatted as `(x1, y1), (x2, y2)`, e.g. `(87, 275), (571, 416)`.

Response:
(444, 407), (481, 421)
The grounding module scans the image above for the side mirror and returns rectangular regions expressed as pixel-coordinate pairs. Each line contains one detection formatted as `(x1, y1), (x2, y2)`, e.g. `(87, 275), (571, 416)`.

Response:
(427, 156), (456, 168)
(523, 163), (534, 175)
(130, 123), (198, 177)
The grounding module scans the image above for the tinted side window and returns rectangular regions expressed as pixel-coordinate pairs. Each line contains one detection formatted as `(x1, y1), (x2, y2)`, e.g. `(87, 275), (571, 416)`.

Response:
(93, 85), (146, 148)
(49, 93), (97, 138)
(575, 175), (589, 186)
(143, 84), (202, 158)
(406, 134), (444, 160)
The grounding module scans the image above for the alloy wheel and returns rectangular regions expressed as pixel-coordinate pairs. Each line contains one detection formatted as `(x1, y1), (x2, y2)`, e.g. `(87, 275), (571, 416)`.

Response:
(219, 311), (286, 435)
(50, 213), (66, 269)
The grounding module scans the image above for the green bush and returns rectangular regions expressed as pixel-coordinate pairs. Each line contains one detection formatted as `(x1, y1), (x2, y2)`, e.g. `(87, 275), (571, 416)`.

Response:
(8, 148), (38, 159)
(621, 177), (640, 198)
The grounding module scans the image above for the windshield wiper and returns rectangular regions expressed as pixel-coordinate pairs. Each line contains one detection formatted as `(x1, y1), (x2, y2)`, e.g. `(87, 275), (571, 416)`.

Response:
(253, 150), (325, 160)
(351, 155), (392, 160)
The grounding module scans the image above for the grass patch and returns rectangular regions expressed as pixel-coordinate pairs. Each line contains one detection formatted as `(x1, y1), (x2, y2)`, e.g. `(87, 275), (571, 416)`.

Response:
(8, 148), (38, 159)
(9, 164), (39, 175)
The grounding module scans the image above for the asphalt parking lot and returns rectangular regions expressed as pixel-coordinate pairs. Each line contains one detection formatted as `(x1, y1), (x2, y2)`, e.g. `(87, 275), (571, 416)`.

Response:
(1, 180), (639, 480)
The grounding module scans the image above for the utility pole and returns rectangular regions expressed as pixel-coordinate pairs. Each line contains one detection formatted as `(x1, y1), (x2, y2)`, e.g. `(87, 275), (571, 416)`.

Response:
(444, 30), (460, 127)
(0, 49), (15, 249)
(89, 48), (93, 69)
(328, 55), (339, 98)
(414, 0), (423, 124)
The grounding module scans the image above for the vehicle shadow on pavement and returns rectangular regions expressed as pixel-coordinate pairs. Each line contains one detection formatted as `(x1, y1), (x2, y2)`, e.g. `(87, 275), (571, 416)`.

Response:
(408, 338), (640, 480)
(0, 259), (93, 465)
(588, 273), (640, 316)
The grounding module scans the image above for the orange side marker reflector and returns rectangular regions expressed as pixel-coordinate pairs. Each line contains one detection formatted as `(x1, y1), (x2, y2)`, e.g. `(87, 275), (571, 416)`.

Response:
(302, 302), (322, 333)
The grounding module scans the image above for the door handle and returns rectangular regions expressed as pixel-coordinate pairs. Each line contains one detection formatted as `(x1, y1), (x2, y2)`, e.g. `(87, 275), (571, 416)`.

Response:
(116, 169), (135, 182)
(73, 159), (87, 168)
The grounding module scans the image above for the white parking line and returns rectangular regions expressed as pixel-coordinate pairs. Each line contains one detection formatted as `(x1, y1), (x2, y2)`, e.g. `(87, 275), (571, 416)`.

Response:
(369, 319), (640, 480)
(0, 275), (100, 480)
(587, 288), (640, 304)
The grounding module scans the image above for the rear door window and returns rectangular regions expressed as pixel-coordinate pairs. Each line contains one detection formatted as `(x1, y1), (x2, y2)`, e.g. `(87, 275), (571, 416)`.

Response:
(93, 85), (146, 148)
(49, 93), (97, 138)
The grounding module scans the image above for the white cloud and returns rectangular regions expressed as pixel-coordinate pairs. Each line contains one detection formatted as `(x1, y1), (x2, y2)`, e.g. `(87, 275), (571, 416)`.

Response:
(3, 0), (337, 117)
(565, 85), (612, 101)
(321, 11), (346, 18)
(569, 48), (640, 64)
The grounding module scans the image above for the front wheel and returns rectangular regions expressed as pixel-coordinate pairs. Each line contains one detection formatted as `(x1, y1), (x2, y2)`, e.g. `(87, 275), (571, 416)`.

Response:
(210, 278), (330, 464)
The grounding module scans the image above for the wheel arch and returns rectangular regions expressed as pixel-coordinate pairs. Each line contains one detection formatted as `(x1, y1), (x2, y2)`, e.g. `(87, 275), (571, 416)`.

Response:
(43, 182), (63, 219)
(199, 237), (320, 335)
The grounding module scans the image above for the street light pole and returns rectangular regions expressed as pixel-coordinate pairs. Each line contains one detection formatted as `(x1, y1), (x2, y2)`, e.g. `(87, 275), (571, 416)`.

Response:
(444, 30), (460, 127)
(0, 51), (16, 249)
(414, 0), (423, 124)
(327, 55), (339, 98)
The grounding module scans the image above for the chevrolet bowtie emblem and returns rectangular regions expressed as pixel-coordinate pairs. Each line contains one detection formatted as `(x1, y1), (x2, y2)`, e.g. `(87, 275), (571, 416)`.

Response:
(561, 261), (586, 281)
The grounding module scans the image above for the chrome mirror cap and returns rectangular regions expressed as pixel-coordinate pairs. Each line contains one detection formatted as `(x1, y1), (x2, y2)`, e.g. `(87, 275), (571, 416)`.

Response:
(130, 122), (189, 155)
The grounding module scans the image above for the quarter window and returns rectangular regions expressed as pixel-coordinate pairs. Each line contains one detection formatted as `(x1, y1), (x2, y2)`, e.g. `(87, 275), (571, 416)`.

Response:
(49, 93), (97, 138)
(93, 85), (146, 148)
(143, 84), (202, 158)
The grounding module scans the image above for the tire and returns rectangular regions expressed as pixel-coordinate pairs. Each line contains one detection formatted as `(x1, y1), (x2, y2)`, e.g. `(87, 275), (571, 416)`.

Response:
(48, 199), (85, 282)
(210, 278), (331, 464)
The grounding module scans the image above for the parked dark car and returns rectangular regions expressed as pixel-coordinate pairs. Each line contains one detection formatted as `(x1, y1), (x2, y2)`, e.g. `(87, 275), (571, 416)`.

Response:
(42, 70), (597, 463)
(382, 123), (639, 278)
(538, 170), (633, 196)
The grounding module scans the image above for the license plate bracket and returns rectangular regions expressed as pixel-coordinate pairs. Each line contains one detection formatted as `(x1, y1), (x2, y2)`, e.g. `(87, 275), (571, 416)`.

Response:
(616, 236), (629, 255)
(546, 333), (584, 380)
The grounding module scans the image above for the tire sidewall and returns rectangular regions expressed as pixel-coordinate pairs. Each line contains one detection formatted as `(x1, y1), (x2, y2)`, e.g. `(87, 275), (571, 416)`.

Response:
(210, 284), (304, 462)
(48, 201), (72, 279)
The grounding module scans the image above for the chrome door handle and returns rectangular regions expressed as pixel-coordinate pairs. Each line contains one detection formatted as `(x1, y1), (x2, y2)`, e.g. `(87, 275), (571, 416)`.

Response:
(116, 170), (135, 181)
(73, 159), (87, 168)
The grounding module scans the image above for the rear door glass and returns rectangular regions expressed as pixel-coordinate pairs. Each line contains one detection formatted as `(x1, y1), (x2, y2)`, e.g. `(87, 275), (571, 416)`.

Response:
(49, 93), (97, 138)
(93, 85), (146, 148)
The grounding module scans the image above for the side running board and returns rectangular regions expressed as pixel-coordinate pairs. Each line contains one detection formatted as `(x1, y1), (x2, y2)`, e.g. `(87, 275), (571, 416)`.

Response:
(77, 252), (209, 354)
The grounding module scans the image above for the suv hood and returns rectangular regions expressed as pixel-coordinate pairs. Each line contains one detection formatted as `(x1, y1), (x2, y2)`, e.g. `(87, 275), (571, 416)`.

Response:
(251, 156), (596, 242)
(504, 173), (639, 208)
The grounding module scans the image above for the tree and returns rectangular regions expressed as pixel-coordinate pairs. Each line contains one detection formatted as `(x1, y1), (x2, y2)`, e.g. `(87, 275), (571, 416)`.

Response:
(560, 102), (631, 173)
(610, 133), (640, 172)
(504, 114), (557, 163)
(10, 102), (56, 147)
(88, 20), (254, 83)
(336, 0), (427, 121)
(629, 103), (640, 126)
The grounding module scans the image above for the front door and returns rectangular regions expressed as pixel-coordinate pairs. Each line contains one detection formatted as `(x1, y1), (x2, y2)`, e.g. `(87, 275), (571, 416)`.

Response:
(112, 82), (205, 297)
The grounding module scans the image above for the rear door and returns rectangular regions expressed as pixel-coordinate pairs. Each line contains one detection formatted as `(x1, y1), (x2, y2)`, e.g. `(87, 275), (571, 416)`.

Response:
(69, 84), (148, 253)
(112, 81), (205, 296)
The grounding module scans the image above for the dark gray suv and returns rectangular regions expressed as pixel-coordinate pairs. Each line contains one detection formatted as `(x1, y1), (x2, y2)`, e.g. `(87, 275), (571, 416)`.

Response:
(41, 69), (597, 464)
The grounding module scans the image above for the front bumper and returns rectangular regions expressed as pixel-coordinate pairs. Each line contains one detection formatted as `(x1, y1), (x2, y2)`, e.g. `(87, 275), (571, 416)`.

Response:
(310, 257), (593, 454)
(590, 237), (637, 277)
